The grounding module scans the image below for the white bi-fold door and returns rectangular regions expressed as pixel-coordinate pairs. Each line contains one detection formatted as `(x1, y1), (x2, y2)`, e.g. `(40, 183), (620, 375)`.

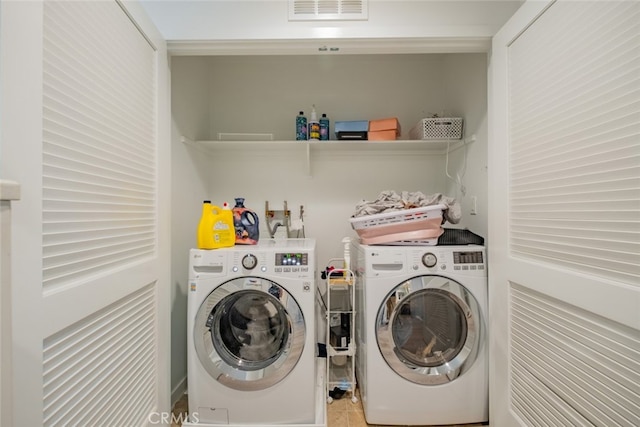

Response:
(489, 1), (640, 426)
(1, 1), (170, 426)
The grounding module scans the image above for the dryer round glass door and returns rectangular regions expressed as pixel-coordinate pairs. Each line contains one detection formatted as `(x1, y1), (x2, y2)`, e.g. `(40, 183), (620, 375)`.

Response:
(376, 275), (483, 385)
(194, 276), (306, 391)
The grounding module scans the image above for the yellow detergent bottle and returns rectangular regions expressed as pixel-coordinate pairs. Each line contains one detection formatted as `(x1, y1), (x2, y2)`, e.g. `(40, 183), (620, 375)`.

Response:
(197, 200), (215, 249)
(220, 202), (235, 245)
(197, 201), (235, 249)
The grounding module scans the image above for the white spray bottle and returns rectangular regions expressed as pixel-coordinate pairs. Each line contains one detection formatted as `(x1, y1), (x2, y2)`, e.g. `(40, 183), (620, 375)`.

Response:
(309, 105), (320, 141)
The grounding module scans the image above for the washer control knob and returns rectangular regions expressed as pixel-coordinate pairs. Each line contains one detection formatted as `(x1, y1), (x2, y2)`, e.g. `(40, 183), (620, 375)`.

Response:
(261, 266), (268, 272)
(422, 253), (437, 268)
(242, 254), (258, 270)
(232, 266), (239, 273)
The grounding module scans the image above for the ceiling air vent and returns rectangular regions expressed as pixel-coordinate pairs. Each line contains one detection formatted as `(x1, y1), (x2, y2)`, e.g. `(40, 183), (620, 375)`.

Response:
(289, 0), (368, 21)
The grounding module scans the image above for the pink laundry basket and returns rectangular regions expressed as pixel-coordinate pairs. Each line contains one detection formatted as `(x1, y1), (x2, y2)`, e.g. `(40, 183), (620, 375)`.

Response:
(349, 204), (445, 245)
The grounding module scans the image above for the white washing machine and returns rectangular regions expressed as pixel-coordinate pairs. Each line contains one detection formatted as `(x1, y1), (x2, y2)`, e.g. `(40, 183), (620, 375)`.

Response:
(353, 242), (488, 425)
(187, 239), (317, 425)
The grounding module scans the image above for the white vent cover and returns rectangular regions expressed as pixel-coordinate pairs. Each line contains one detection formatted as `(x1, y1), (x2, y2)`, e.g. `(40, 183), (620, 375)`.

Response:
(289, 0), (368, 21)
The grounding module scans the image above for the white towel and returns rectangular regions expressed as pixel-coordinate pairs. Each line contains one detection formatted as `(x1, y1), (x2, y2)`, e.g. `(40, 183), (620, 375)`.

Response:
(353, 190), (461, 224)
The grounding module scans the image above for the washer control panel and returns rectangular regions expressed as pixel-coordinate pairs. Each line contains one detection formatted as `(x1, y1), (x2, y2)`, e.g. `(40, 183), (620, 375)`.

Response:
(275, 252), (308, 266)
(230, 250), (312, 276)
(273, 252), (310, 274)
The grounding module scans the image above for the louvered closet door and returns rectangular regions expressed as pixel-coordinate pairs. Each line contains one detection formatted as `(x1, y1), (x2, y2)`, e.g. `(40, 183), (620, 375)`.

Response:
(489, 1), (640, 426)
(2, 1), (170, 426)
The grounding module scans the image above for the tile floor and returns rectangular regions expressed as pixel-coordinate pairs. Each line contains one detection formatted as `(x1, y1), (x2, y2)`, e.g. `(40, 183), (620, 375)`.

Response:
(171, 393), (189, 427)
(171, 389), (488, 427)
(325, 389), (487, 427)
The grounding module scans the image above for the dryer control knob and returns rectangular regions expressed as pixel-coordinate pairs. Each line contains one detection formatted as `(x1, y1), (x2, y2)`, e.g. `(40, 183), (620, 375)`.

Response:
(422, 253), (437, 268)
(242, 254), (258, 270)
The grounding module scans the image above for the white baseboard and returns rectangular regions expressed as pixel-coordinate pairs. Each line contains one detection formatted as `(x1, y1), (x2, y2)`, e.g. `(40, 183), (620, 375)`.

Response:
(171, 376), (187, 407)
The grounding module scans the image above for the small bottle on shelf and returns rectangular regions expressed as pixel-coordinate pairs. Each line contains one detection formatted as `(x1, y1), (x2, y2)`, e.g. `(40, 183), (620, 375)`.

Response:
(296, 111), (308, 141)
(309, 105), (320, 141)
(320, 113), (330, 141)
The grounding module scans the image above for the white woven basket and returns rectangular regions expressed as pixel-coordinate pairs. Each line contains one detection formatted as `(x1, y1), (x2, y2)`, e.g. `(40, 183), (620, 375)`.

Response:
(410, 117), (463, 140)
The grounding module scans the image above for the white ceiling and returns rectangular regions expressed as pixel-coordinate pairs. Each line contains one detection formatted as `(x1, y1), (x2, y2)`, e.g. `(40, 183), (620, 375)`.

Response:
(139, 0), (524, 43)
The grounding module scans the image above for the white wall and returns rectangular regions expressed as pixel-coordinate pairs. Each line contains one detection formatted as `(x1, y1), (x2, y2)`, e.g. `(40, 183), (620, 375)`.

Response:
(443, 53), (489, 241)
(205, 54), (450, 140)
(170, 56), (213, 400)
(169, 52), (489, 393)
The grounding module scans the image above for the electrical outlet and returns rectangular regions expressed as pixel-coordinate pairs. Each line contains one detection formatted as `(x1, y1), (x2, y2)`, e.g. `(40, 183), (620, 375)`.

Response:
(470, 196), (478, 215)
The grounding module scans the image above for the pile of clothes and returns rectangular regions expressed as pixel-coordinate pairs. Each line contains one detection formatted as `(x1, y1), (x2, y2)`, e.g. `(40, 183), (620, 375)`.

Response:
(353, 190), (461, 224)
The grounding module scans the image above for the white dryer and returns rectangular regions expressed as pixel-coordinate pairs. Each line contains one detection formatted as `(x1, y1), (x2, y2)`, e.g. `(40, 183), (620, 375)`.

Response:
(187, 239), (317, 425)
(353, 242), (488, 425)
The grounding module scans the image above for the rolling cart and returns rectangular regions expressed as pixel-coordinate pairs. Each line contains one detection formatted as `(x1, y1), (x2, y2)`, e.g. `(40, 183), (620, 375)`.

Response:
(324, 238), (358, 404)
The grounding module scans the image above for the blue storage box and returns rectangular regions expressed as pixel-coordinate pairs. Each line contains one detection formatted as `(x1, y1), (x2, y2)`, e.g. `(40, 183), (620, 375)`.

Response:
(335, 120), (368, 140)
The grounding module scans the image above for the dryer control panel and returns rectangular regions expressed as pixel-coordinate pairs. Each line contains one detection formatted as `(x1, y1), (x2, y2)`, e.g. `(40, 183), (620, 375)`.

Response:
(409, 246), (486, 275)
(453, 250), (484, 265)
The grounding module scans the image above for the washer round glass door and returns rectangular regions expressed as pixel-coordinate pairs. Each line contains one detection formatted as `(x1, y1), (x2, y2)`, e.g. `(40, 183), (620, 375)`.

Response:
(376, 275), (482, 385)
(194, 276), (305, 391)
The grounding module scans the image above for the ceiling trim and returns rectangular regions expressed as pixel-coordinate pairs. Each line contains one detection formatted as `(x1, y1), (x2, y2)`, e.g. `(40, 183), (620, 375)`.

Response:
(167, 37), (491, 56)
